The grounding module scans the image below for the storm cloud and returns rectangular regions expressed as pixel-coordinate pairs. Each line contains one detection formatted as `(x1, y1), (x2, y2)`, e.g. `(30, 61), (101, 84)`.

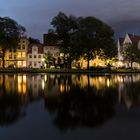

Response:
(1, 0), (140, 41)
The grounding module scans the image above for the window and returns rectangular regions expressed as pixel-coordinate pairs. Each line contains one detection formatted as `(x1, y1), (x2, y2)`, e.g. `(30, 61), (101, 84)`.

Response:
(9, 55), (12, 59)
(14, 55), (16, 59)
(38, 55), (41, 58)
(22, 45), (25, 49)
(34, 62), (37, 66)
(29, 61), (32, 65)
(34, 55), (36, 58)
(56, 52), (59, 57)
(18, 52), (22, 58)
(29, 55), (32, 58)
(22, 52), (26, 58)
(18, 46), (21, 49)
(33, 48), (37, 51)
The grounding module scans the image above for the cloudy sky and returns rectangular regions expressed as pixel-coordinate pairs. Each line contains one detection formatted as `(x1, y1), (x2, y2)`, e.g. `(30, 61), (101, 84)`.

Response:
(1, 0), (140, 42)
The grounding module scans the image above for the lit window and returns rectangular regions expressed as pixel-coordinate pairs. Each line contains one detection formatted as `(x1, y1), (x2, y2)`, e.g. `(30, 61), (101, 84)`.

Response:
(9, 55), (12, 59)
(18, 52), (22, 58)
(22, 52), (26, 58)
(23, 61), (26, 67)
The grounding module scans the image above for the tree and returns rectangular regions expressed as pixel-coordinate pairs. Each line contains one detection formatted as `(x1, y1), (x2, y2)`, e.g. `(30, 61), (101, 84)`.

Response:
(74, 16), (116, 69)
(51, 12), (116, 69)
(0, 17), (25, 68)
(44, 29), (58, 46)
(29, 37), (40, 44)
(121, 43), (140, 68)
(44, 51), (53, 68)
(51, 12), (78, 69)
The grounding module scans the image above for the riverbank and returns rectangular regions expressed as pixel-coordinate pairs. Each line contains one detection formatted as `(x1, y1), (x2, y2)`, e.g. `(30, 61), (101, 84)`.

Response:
(0, 68), (140, 73)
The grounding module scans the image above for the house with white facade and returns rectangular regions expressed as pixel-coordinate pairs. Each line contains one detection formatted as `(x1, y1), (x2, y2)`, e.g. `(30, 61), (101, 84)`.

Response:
(27, 44), (44, 68)
(117, 33), (140, 68)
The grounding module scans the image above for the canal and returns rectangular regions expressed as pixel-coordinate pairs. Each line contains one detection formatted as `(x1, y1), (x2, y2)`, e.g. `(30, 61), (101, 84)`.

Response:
(0, 73), (139, 140)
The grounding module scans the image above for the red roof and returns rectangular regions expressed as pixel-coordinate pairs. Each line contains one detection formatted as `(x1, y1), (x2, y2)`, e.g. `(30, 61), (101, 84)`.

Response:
(128, 34), (140, 45)
(28, 44), (44, 54)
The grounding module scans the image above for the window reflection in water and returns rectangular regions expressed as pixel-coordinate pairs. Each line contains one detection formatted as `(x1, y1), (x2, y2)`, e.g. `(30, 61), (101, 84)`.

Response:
(0, 74), (139, 127)
(18, 75), (26, 94)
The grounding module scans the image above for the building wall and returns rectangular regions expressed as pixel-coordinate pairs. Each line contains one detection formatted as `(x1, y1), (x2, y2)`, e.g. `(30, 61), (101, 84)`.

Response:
(27, 45), (44, 68)
(5, 37), (29, 68)
(44, 46), (60, 58)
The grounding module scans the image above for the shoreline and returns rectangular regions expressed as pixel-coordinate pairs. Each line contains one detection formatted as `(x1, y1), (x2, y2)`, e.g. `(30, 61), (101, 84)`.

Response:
(0, 68), (140, 74)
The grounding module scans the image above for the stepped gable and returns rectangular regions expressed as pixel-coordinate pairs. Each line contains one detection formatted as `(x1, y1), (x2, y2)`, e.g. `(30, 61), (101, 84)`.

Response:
(28, 43), (44, 54)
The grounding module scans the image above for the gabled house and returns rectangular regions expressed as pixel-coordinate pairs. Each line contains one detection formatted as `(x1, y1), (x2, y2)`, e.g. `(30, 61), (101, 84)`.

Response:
(27, 44), (44, 68)
(117, 33), (140, 68)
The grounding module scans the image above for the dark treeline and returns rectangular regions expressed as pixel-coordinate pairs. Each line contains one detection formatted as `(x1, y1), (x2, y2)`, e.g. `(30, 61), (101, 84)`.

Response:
(45, 12), (117, 69)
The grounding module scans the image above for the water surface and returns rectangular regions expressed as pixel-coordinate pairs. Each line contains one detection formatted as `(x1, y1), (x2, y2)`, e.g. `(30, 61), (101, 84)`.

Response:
(0, 73), (140, 140)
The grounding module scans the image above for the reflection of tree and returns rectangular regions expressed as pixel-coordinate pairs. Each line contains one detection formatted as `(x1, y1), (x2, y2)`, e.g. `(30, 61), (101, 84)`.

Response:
(120, 80), (140, 108)
(0, 75), (26, 126)
(0, 93), (25, 126)
(45, 85), (117, 131)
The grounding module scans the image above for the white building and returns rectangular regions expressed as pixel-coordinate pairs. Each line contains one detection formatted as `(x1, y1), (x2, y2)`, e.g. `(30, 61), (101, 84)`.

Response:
(117, 33), (140, 68)
(44, 46), (60, 58)
(27, 44), (44, 68)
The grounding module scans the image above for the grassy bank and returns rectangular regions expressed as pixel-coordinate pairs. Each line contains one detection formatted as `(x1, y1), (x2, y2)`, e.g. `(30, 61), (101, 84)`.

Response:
(0, 68), (140, 73)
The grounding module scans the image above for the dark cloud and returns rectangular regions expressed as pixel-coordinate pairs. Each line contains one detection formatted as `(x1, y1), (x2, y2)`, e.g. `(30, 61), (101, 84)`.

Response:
(1, 0), (140, 41)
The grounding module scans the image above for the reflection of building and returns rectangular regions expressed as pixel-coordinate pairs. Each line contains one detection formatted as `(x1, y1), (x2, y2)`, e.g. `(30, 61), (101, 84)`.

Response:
(27, 44), (44, 68)
(26, 74), (45, 97)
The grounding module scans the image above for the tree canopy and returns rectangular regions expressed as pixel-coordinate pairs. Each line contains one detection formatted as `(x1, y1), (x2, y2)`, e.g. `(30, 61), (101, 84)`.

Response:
(50, 12), (116, 69)
(0, 17), (26, 67)
(121, 43), (140, 68)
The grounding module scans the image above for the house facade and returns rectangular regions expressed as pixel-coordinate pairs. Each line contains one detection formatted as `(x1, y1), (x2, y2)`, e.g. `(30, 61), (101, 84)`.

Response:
(4, 37), (29, 68)
(27, 44), (44, 68)
(117, 33), (140, 68)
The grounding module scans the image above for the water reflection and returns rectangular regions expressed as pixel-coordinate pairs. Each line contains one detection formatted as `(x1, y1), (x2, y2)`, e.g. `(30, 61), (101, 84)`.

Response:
(0, 74), (140, 128)
(45, 84), (117, 131)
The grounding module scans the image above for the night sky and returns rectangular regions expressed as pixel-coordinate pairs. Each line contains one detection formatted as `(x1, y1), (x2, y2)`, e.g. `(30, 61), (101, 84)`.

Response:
(1, 0), (140, 42)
